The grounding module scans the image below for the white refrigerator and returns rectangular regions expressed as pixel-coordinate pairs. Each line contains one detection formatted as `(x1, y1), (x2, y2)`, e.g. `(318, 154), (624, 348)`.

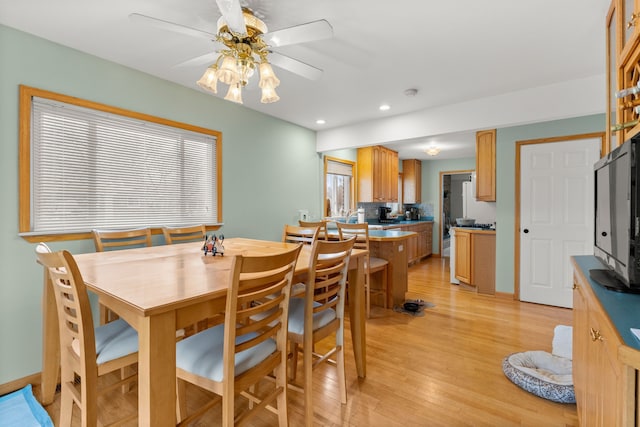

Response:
(462, 181), (496, 224)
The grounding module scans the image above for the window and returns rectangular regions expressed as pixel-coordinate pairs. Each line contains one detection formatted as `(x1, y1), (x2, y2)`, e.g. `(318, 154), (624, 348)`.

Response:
(324, 157), (355, 217)
(19, 86), (222, 240)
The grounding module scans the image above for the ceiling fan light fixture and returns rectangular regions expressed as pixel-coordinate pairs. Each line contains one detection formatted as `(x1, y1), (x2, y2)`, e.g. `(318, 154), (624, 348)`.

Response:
(196, 65), (219, 94)
(224, 83), (243, 104)
(425, 146), (441, 156)
(260, 86), (280, 104)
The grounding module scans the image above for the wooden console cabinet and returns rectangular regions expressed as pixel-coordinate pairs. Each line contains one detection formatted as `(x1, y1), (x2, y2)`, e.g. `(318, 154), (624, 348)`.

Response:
(572, 256), (640, 426)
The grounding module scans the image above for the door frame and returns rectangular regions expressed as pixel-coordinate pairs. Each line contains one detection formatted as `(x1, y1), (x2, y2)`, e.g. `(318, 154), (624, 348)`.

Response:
(514, 132), (605, 299)
(439, 169), (474, 256)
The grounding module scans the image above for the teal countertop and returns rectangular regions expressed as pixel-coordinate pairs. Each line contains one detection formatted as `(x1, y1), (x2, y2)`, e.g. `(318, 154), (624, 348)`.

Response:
(368, 229), (416, 240)
(573, 255), (640, 351)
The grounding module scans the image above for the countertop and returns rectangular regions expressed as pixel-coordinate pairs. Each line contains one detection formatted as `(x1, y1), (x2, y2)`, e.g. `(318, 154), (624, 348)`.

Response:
(572, 255), (640, 351)
(325, 227), (416, 241)
(368, 229), (416, 241)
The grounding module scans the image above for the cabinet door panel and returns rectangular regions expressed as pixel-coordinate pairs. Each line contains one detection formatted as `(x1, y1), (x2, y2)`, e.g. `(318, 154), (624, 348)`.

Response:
(476, 130), (496, 201)
(454, 231), (471, 283)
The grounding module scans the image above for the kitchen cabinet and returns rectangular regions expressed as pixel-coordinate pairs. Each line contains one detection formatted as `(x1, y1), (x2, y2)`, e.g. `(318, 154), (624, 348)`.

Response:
(608, 0), (640, 146)
(475, 129), (496, 201)
(454, 228), (495, 294)
(402, 159), (422, 203)
(400, 222), (433, 264)
(454, 229), (472, 283)
(357, 146), (398, 202)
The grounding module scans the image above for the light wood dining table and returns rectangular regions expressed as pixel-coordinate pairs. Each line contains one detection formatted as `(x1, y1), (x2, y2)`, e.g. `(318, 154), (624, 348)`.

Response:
(40, 237), (367, 426)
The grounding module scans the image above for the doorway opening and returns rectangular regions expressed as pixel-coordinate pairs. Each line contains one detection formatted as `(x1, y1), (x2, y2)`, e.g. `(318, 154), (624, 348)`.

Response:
(440, 170), (474, 257)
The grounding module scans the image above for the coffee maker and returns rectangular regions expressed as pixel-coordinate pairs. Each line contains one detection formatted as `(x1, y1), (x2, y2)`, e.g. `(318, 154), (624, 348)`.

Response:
(378, 206), (392, 221)
(409, 207), (420, 220)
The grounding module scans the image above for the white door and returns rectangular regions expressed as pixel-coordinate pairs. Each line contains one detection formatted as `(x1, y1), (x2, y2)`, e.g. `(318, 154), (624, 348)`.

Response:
(520, 137), (601, 308)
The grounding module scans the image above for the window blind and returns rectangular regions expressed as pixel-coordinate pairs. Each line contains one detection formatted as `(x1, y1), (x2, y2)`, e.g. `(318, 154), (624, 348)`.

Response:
(30, 97), (218, 233)
(326, 159), (353, 176)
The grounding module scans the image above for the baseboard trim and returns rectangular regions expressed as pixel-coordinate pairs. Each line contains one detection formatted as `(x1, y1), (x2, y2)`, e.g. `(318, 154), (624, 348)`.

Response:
(0, 372), (41, 397)
(495, 291), (515, 300)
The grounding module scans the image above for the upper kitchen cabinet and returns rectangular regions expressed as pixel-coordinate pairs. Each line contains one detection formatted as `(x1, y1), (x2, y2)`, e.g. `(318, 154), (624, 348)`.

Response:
(357, 146), (398, 202)
(609, 0), (640, 146)
(620, 0), (640, 64)
(402, 159), (422, 204)
(475, 129), (496, 202)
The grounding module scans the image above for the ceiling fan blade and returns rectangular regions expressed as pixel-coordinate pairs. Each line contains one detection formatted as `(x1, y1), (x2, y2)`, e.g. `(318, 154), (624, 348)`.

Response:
(174, 52), (220, 68)
(263, 19), (333, 48)
(129, 13), (217, 41)
(215, 0), (247, 35)
(268, 51), (323, 81)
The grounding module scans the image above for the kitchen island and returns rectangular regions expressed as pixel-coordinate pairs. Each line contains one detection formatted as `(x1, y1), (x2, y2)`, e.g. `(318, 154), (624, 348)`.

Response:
(365, 229), (417, 307)
(326, 225), (416, 308)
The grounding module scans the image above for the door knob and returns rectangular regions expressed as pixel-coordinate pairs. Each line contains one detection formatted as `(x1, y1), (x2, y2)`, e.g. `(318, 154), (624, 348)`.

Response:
(523, 229), (529, 234)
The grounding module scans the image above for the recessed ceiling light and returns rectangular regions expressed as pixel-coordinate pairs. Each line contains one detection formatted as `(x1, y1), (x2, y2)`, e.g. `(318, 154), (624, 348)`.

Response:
(379, 104), (390, 111)
(316, 119), (326, 125)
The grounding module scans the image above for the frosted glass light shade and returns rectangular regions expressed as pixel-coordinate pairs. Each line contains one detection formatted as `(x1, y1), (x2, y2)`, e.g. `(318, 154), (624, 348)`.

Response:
(217, 55), (239, 85)
(224, 84), (243, 104)
(259, 62), (280, 89)
(196, 66), (218, 93)
(260, 86), (280, 103)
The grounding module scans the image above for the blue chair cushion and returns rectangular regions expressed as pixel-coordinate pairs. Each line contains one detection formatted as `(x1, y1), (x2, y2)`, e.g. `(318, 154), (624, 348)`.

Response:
(287, 297), (336, 335)
(77, 318), (138, 364)
(176, 324), (277, 382)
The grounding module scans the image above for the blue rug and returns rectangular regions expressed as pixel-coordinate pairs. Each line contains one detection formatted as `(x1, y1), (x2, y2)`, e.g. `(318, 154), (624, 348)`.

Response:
(0, 384), (53, 426)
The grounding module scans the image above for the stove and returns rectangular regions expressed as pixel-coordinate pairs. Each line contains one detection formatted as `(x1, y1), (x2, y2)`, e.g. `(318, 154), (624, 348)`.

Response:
(457, 223), (494, 229)
(378, 219), (400, 224)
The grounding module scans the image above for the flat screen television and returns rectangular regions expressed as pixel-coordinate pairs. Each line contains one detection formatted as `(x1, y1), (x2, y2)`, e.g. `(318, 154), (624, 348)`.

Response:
(590, 134), (640, 293)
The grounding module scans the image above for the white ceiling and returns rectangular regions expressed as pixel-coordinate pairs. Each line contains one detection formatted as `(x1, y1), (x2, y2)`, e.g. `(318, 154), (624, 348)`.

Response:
(0, 0), (610, 159)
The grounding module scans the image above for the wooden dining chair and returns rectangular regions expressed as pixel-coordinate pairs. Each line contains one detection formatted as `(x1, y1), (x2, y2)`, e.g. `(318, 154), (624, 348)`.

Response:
(298, 219), (328, 240)
(162, 224), (206, 244)
(287, 237), (356, 427)
(282, 224), (319, 245)
(36, 243), (138, 427)
(92, 227), (152, 252)
(337, 222), (389, 318)
(175, 244), (302, 427)
(282, 224), (319, 296)
(92, 227), (153, 324)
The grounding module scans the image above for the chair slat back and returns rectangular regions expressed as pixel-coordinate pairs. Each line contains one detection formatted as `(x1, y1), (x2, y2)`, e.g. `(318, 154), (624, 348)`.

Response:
(298, 220), (328, 240)
(336, 222), (369, 251)
(36, 244), (97, 365)
(162, 224), (206, 244)
(305, 237), (355, 326)
(224, 244), (302, 391)
(282, 224), (319, 245)
(92, 227), (152, 252)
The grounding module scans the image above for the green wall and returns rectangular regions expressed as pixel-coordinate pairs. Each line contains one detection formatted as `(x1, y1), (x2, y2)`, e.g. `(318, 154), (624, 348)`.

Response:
(0, 24), (320, 384)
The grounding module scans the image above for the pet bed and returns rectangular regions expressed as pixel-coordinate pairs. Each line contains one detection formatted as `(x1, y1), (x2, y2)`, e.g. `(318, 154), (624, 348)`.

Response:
(0, 384), (53, 426)
(502, 325), (575, 403)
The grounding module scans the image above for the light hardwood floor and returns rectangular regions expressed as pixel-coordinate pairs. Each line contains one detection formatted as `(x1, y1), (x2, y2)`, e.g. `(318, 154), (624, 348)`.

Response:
(40, 256), (577, 426)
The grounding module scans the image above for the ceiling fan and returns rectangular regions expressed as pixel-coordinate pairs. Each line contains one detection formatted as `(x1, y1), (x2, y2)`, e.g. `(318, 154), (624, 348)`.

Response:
(130, 0), (333, 104)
